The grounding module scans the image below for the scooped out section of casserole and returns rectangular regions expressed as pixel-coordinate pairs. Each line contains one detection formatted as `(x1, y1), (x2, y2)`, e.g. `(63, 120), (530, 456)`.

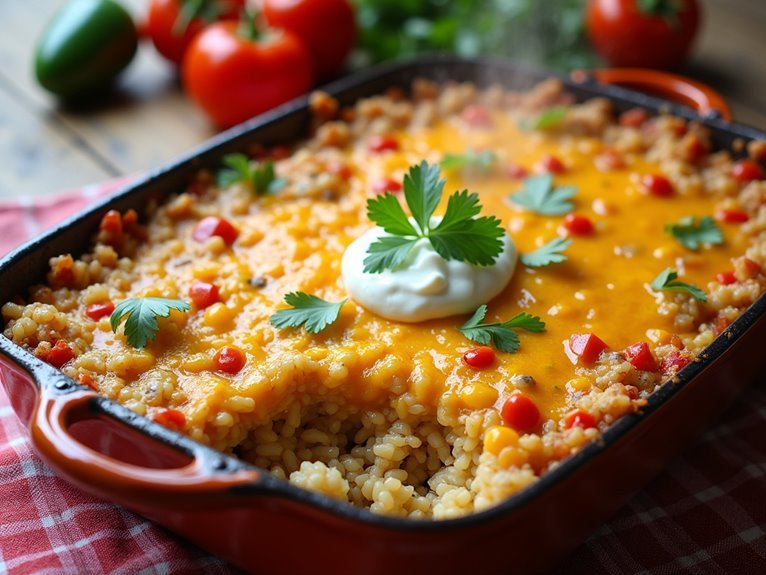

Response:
(3, 79), (766, 519)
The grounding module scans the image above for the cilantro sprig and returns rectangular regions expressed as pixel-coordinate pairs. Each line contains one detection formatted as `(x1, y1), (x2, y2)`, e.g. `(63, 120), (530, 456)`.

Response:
(110, 297), (191, 350)
(217, 153), (286, 195)
(650, 268), (707, 302)
(458, 304), (545, 353)
(269, 292), (347, 333)
(520, 237), (572, 267)
(664, 216), (723, 251)
(519, 106), (568, 131)
(509, 174), (576, 216)
(363, 161), (505, 274)
(440, 149), (498, 172)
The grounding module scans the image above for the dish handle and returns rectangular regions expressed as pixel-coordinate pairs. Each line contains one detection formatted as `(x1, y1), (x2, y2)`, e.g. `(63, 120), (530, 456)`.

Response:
(26, 372), (262, 509)
(571, 68), (732, 122)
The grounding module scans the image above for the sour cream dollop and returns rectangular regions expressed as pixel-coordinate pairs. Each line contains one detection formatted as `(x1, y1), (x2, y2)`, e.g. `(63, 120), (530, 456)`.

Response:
(341, 221), (517, 322)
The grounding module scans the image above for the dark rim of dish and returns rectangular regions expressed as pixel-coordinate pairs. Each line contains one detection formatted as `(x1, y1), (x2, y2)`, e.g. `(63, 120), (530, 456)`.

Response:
(1, 55), (765, 532)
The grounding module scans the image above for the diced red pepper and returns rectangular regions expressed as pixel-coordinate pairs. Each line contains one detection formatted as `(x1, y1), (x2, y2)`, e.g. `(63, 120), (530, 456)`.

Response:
(565, 333), (609, 365)
(536, 154), (566, 174)
(731, 159), (764, 184)
(624, 342), (658, 372)
(214, 345), (246, 374)
(564, 410), (597, 430)
(563, 214), (594, 236)
(76, 373), (97, 390)
(99, 210), (123, 246)
(44, 340), (75, 368)
(372, 177), (403, 194)
(153, 408), (186, 429)
(641, 174), (674, 198)
(327, 161), (352, 181)
(506, 164), (529, 180)
(715, 271), (737, 285)
(501, 394), (540, 431)
(660, 351), (691, 375)
(368, 135), (399, 153)
(462, 346), (495, 369)
(461, 104), (493, 128)
(192, 217), (238, 245)
(85, 301), (115, 321)
(619, 108), (649, 129)
(189, 281), (221, 309)
(594, 149), (625, 171)
(715, 208), (749, 224)
(741, 258), (762, 279)
(683, 136), (709, 163)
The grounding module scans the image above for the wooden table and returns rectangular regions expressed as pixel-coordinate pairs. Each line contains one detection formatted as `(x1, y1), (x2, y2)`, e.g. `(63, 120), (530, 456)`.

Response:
(1, 0), (765, 199)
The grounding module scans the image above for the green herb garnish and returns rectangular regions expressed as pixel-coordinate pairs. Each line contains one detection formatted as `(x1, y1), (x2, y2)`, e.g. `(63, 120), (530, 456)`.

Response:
(520, 237), (572, 267)
(110, 298), (191, 350)
(440, 148), (498, 172)
(458, 304), (545, 353)
(664, 216), (723, 251)
(509, 174), (576, 216)
(519, 106), (568, 131)
(217, 153), (286, 195)
(269, 292), (347, 334)
(650, 268), (707, 302)
(363, 161), (505, 274)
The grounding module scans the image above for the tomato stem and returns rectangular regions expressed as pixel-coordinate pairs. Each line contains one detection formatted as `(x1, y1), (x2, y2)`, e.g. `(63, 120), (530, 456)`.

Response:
(637, 0), (683, 23)
(238, 9), (260, 42)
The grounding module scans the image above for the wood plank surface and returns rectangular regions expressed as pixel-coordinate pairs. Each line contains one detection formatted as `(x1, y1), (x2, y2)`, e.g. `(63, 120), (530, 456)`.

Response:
(0, 0), (764, 199)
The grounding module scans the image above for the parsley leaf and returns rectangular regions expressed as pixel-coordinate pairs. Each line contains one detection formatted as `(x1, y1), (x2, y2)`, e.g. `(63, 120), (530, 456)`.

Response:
(519, 106), (568, 131)
(520, 237), (572, 267)
(650, 268), (707, 302)
(110, 297), (191, 350)
(364, 161), (505, 273)
(440, 149), (498, 172)
(269, 292), (347, 334)
(217, 153), (287, 195)
(509, 174), (576, 216)
(458, 304), (545, 353)
(664, 216), (724, 251)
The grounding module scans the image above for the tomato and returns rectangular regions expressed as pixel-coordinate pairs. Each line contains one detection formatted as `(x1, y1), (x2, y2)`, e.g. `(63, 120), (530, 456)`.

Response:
(35, 0), (138, 99)
(146, 0), (245, 66)
(660, 351), (690, 375)
(501, 395), (540, 431)
(624, 342), (658, 372)
(731, 160), (764, 184)
(715, 271), (736, 286)
(153, 408), (186, 429)
(564, 410), (597, 430)
(506, 164), (529, 180)
(368, 135), (399, 153)
(372, 177), (402, 195)
(192, 216), (238, 244)
(327, 162), (353, 181)
(43, 340), (75, 368)
(189, 281), (221, 308)
(214, 345), (246, 374)
(565, 333), (609, 365)
(586, 0), (700, 69)
(641, 174), (674, 197)
(85, 301), (115, 321)
(715, 208), (749, 224)
(536, 154), (566, 174)
(563, 214), (594, 236)
(182, 17), (314, 128)
(463, 346), (495, 369)
(261, 0), (356, 80)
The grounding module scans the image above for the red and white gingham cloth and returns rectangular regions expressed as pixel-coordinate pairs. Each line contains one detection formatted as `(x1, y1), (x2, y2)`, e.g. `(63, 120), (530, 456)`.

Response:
(0, 183), (765, 574)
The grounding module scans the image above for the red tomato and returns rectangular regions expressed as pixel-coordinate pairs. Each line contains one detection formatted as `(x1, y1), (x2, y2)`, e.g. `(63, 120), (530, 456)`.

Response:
(368, 135), (399, 153)
(182, 19), (314, 128)
(506, 164), (529, 180)
(214, 345), (246, 374)
(501, 394), (540, 431)
(624, 342), (658, 372)
(463, 346), (495, 369)
(715, 271), (736, 285)
(99, 209), (123, 246)
(262, 0), (356, 80)
(565, 333), (609, 365)
(715, 208), (749, 224)
(536, 154), (566, 174)
(372, 177), (403, 195)
(731, 160), (764, 184)
(44, 340), (75, 368)
(586, 0), (700, 69)
(85, 301), (115, 321)
(641, 174), (674, 197)
(189, 280), (221, 308)
(192, 216), (238, 245)
(564, 410), (597, 430)
(153, 408), (186, 429)
(146, 0), (245, 66)
(660, 351), (691, 375)
(563, 214), (594, 236)
(327, 162), (352, 181)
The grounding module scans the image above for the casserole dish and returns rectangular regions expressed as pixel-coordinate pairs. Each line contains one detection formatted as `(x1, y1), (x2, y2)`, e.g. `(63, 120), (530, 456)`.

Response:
(1, 56), (765, 574)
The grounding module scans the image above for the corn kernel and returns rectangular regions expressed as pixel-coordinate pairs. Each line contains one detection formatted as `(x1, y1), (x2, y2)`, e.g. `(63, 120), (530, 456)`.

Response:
(182, 353), (214, 373)
(192, 263), (220, 280)
(204, 302), (235, 330)
(483, 426), (519, 456)
(460, 383), (498, 410)
(646, 328), (672, 345)
(498, 445), (526, 468)
(567, 376), (591, 392)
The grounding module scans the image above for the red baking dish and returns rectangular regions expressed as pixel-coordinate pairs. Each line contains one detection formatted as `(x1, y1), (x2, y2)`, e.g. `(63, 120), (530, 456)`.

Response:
(1, 56), (764, 574)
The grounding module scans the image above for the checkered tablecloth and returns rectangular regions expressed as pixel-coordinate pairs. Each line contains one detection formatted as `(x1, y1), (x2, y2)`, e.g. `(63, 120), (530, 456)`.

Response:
(0, 184), (764, 574)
